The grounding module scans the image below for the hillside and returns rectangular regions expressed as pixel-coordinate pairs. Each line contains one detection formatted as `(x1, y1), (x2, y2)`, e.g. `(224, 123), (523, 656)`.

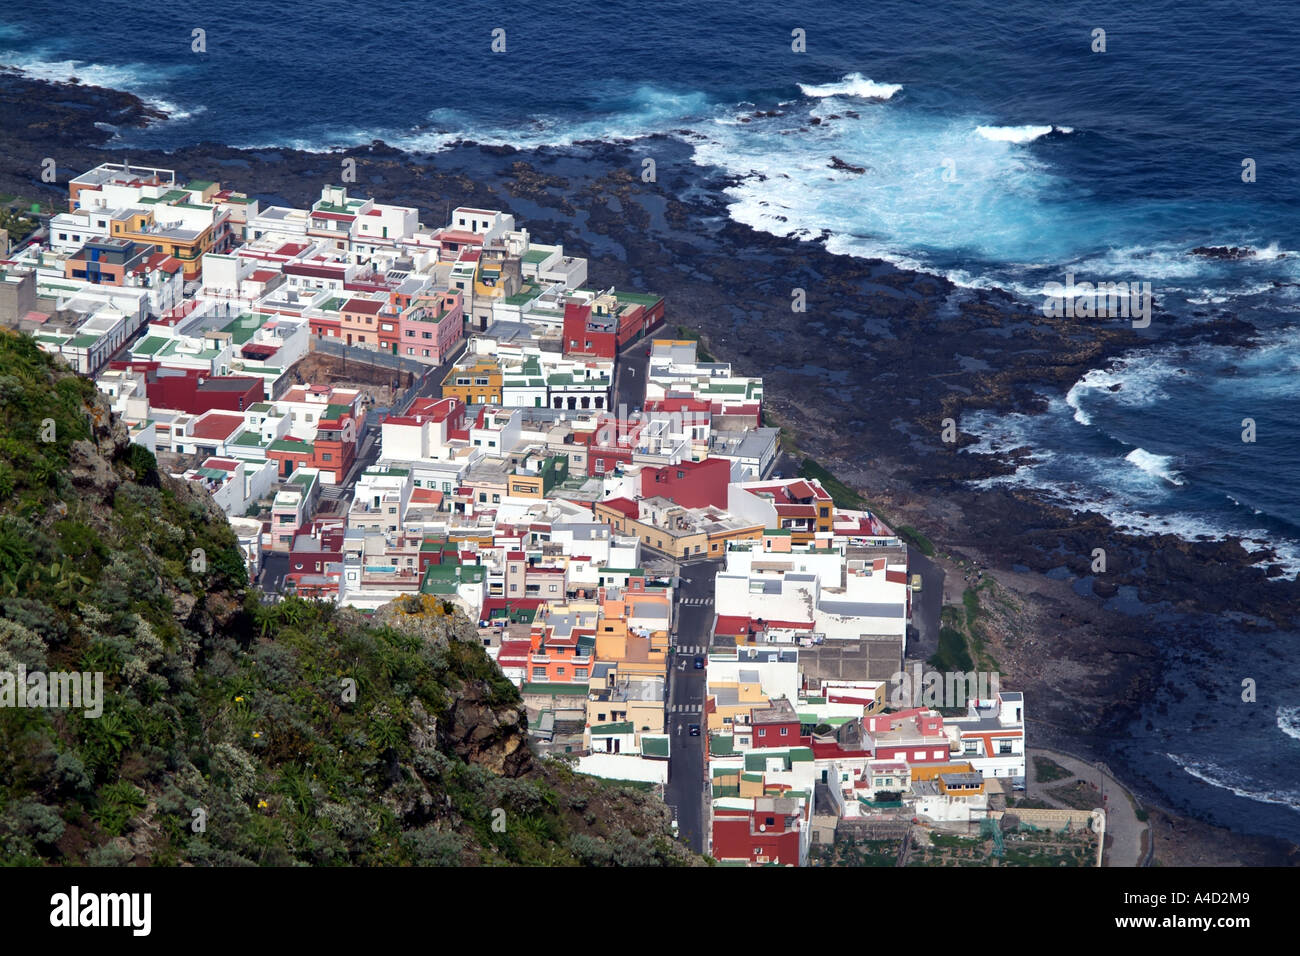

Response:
(0, 330), (698, 866)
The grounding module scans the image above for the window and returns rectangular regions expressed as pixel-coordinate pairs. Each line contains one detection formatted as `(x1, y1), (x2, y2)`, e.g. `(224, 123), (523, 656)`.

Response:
(549, 584), (557, 593)
(532, 667), (546, 679)
(597, 713), (606, 722)
(780, 727), (788, 736)
(998, 740), (1014, 754)
(757, 728), (766, 737)
(321, 452), (332, 461)
(556, 667), (565, 675)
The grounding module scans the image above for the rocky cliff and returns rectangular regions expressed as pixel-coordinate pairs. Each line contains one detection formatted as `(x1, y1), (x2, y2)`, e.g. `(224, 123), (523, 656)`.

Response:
(0, 331), (698, 866)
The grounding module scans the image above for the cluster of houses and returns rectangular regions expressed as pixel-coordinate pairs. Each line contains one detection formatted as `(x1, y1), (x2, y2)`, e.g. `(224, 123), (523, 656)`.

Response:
(0, 162), (1027, 865)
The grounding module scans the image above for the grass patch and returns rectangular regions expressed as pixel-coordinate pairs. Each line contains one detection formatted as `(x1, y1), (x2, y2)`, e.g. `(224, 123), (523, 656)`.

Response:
(929, 625), (975, 673)
(798, 457), (864, 509)
(1047, 781), (1103, 811)
(761, 408), (800, 455)
(1033, 756), (1073, 783)
(1008, 797), (1055, 810)
(674, 325), (716, 363)
(897, 525), (934, 556)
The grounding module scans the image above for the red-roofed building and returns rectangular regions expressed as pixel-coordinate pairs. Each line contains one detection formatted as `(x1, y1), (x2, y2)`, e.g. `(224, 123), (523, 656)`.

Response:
(180, 410), (246, 455)
(561, 289), (663, 359)
(640, 456), (731, 510)
(339, 296), (390, 349)
(135, 366), (263, 415)
(732, 477), (836, 542)
(711, 799), (807, 867)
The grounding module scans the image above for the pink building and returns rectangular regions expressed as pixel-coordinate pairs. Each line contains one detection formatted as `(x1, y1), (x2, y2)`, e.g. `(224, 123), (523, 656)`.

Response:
(397, 292), (463, 364)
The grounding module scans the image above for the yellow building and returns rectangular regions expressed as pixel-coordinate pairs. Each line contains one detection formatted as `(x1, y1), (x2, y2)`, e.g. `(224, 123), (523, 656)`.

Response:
(706, 677), (769, 733)
(441, 356), (502, 405)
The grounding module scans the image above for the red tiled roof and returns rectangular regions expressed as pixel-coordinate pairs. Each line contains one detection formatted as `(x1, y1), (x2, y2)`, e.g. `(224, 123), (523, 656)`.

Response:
(342, 297), (383, 314)
(189, 412), (246, 441)
(599, 497), (639, 519)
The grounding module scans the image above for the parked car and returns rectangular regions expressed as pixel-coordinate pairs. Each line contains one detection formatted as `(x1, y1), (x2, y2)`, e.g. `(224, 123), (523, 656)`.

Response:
(688, 723), (700, 737)
(910, 573), (923, 592)
(693, 655), (704, 669)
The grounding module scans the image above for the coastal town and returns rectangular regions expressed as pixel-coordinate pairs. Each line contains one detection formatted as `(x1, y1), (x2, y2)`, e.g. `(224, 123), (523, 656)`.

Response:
(0, 161), (1043, 866)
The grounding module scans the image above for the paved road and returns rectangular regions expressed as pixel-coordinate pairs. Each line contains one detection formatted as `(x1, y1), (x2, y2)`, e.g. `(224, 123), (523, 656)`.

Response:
(664, 557), (723, 855)
(1026, 747), (1148, 867)
(412, 340), (468, 401)
(612, 336), (650, 418)
(905, 546), (944, 664)
(258, 551), (289, 594)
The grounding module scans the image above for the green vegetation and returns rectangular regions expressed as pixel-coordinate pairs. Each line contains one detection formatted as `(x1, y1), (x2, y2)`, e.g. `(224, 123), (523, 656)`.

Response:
(929, 616), (975, 673)
(912, 826), (1096, 867)
(0, 203), (40, 247)
(674, 325), (715, 363)
(896, 525), (934, 556)
(929, 579), (1000, 674)
(812, 836), (898, 867)
(798, 457), (864, 509)
(1047, 781), (1104, 811)
(0, 332), (696, 866)
(760, 408), (800, 455)
(1032, 756), (1073, 783)
(1007, 797), (1054, 810)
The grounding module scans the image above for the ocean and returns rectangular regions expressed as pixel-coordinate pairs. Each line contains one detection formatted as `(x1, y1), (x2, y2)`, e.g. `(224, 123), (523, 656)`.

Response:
(5, 0), (1299, 843)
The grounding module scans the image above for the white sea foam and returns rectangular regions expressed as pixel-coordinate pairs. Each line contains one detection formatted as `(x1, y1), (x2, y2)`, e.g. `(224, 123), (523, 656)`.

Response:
(974, 124), (1069, 143)
(1166, 753), (1300, 813)
(1125, 448), (1185, 486)
(962, 394), (1300, 575)
(798, 72), (902, 100)
(1, 54), (194, 121)
(1277, 706), (1300, 742)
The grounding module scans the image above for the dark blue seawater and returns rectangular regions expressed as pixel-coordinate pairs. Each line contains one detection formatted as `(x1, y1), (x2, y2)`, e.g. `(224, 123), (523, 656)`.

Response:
(6, 0), (1299, 843)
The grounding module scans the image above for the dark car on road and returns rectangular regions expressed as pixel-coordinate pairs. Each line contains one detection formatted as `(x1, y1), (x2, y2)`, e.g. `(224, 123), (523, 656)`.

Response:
(688, 724), (700, 736)
(693, 655), (704, 669)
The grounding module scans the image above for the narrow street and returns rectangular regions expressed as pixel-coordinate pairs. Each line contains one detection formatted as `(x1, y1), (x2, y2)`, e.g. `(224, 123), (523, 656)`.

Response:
(664, 556), (723, 855)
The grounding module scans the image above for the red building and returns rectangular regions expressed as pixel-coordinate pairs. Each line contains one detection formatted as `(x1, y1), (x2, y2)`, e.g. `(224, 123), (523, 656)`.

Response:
(561, 289), (664, 359)
(640, 457), (731, 510)
(287, 526), (345, 582)
(750, 699), (802, 749)
(159, 372), (261, 413)
(711, 800), (805, 866)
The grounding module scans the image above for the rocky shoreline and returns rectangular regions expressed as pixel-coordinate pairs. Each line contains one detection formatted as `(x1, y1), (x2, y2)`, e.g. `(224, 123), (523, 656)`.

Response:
(2, 72), (1295, 864)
